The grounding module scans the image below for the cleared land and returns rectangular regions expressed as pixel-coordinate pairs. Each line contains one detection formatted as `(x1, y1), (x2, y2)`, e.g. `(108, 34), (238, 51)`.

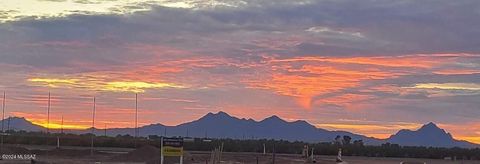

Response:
(0, 145), (477, 164)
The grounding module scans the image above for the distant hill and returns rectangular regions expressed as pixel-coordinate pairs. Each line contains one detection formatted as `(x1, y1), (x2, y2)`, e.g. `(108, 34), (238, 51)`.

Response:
(387, 122), (477, 148)
(1, 113), (478, 148)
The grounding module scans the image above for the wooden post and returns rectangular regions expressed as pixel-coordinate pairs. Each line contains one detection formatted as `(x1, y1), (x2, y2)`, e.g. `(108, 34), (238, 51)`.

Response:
(219, 142), (224, 162)
(263, 143), (266, 155)
(56, 136), (60, 149)
(272, 144), (276, 164)
(311, 147), (315, 160)
(160, 137), (164, 164)
(180, 154), (183, 164)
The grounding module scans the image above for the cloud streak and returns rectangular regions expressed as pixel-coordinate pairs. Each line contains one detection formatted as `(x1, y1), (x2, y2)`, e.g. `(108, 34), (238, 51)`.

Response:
(28, 77), (186, 93)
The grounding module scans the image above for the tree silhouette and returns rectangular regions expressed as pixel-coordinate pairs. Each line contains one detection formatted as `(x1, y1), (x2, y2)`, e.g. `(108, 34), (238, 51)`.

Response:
(343, 135), (352, 145)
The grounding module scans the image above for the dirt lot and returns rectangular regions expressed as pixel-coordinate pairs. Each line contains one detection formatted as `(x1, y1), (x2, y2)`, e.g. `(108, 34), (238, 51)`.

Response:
(0, 145), (478, 164)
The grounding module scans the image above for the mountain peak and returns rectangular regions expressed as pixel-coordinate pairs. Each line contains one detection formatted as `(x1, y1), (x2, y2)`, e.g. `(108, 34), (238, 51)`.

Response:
(216, 111), (230, 117)
(418, 122), (443, 133)
(205, 111), (231, 116)
(262, 115), (284, 122)
(421, 122), (438, 129)
(2, 116), (26, 121)
(198, 111), (236, 122)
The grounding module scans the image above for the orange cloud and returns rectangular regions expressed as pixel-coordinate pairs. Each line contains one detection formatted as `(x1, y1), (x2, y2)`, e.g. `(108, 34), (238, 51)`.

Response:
(247, 73), (359, 109)
(313, 93), (375, 110)
(246, 54), (469, 109)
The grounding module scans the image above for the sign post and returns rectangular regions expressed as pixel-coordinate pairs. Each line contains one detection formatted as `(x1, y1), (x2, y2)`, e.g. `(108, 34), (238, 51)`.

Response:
(161, 137), (184, 164)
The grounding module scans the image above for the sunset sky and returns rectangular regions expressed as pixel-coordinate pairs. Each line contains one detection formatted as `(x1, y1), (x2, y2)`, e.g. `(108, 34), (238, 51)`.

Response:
(1, 0), (480, 143)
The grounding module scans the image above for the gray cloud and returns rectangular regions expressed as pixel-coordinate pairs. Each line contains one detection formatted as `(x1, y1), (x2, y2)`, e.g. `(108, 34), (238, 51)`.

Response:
(2, 0), (480, 62)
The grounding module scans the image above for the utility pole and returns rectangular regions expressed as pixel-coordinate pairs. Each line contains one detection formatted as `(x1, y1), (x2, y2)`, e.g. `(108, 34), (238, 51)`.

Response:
(1, 91), (5, 157)
(1, 92), (4, 133)
(46, 92), (51, 161)
(91, 97), (96, 156)
(7, 117), (10, 132)
(61, 116), (64, 134)
(134, 93), (138, 148)
(104, 123), (107, 137)
(58, 115), (63, 149)
(47, 92), (50, 134)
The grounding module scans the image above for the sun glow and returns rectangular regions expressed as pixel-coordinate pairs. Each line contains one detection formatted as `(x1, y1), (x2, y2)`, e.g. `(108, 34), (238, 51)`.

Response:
(30, 120), (88, 130)
(28, 78), (78, 87)
(315, 122), (422, 139)
(456, 137), (480, 144)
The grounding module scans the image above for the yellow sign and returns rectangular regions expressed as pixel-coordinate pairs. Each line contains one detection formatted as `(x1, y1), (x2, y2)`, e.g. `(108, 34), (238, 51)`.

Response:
(162, 137), (184, 157)
(162, 146), (184, 156)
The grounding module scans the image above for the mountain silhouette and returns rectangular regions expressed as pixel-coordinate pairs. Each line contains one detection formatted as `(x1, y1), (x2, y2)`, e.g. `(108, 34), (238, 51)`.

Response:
(0, 117), (44, 132)
(1, 113), (477, 148)
(387, 122), (477, 148)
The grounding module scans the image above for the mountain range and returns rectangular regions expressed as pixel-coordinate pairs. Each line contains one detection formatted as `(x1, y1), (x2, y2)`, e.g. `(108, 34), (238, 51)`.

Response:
(1, 111), (477, 148)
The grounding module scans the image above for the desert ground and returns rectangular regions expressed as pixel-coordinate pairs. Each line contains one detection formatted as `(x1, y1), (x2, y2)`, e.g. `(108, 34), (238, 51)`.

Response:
(0, 144), (477, 164)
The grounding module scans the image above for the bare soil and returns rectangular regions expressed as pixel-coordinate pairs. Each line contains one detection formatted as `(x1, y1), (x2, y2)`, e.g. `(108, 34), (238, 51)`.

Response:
(0, 145), (478, 164)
